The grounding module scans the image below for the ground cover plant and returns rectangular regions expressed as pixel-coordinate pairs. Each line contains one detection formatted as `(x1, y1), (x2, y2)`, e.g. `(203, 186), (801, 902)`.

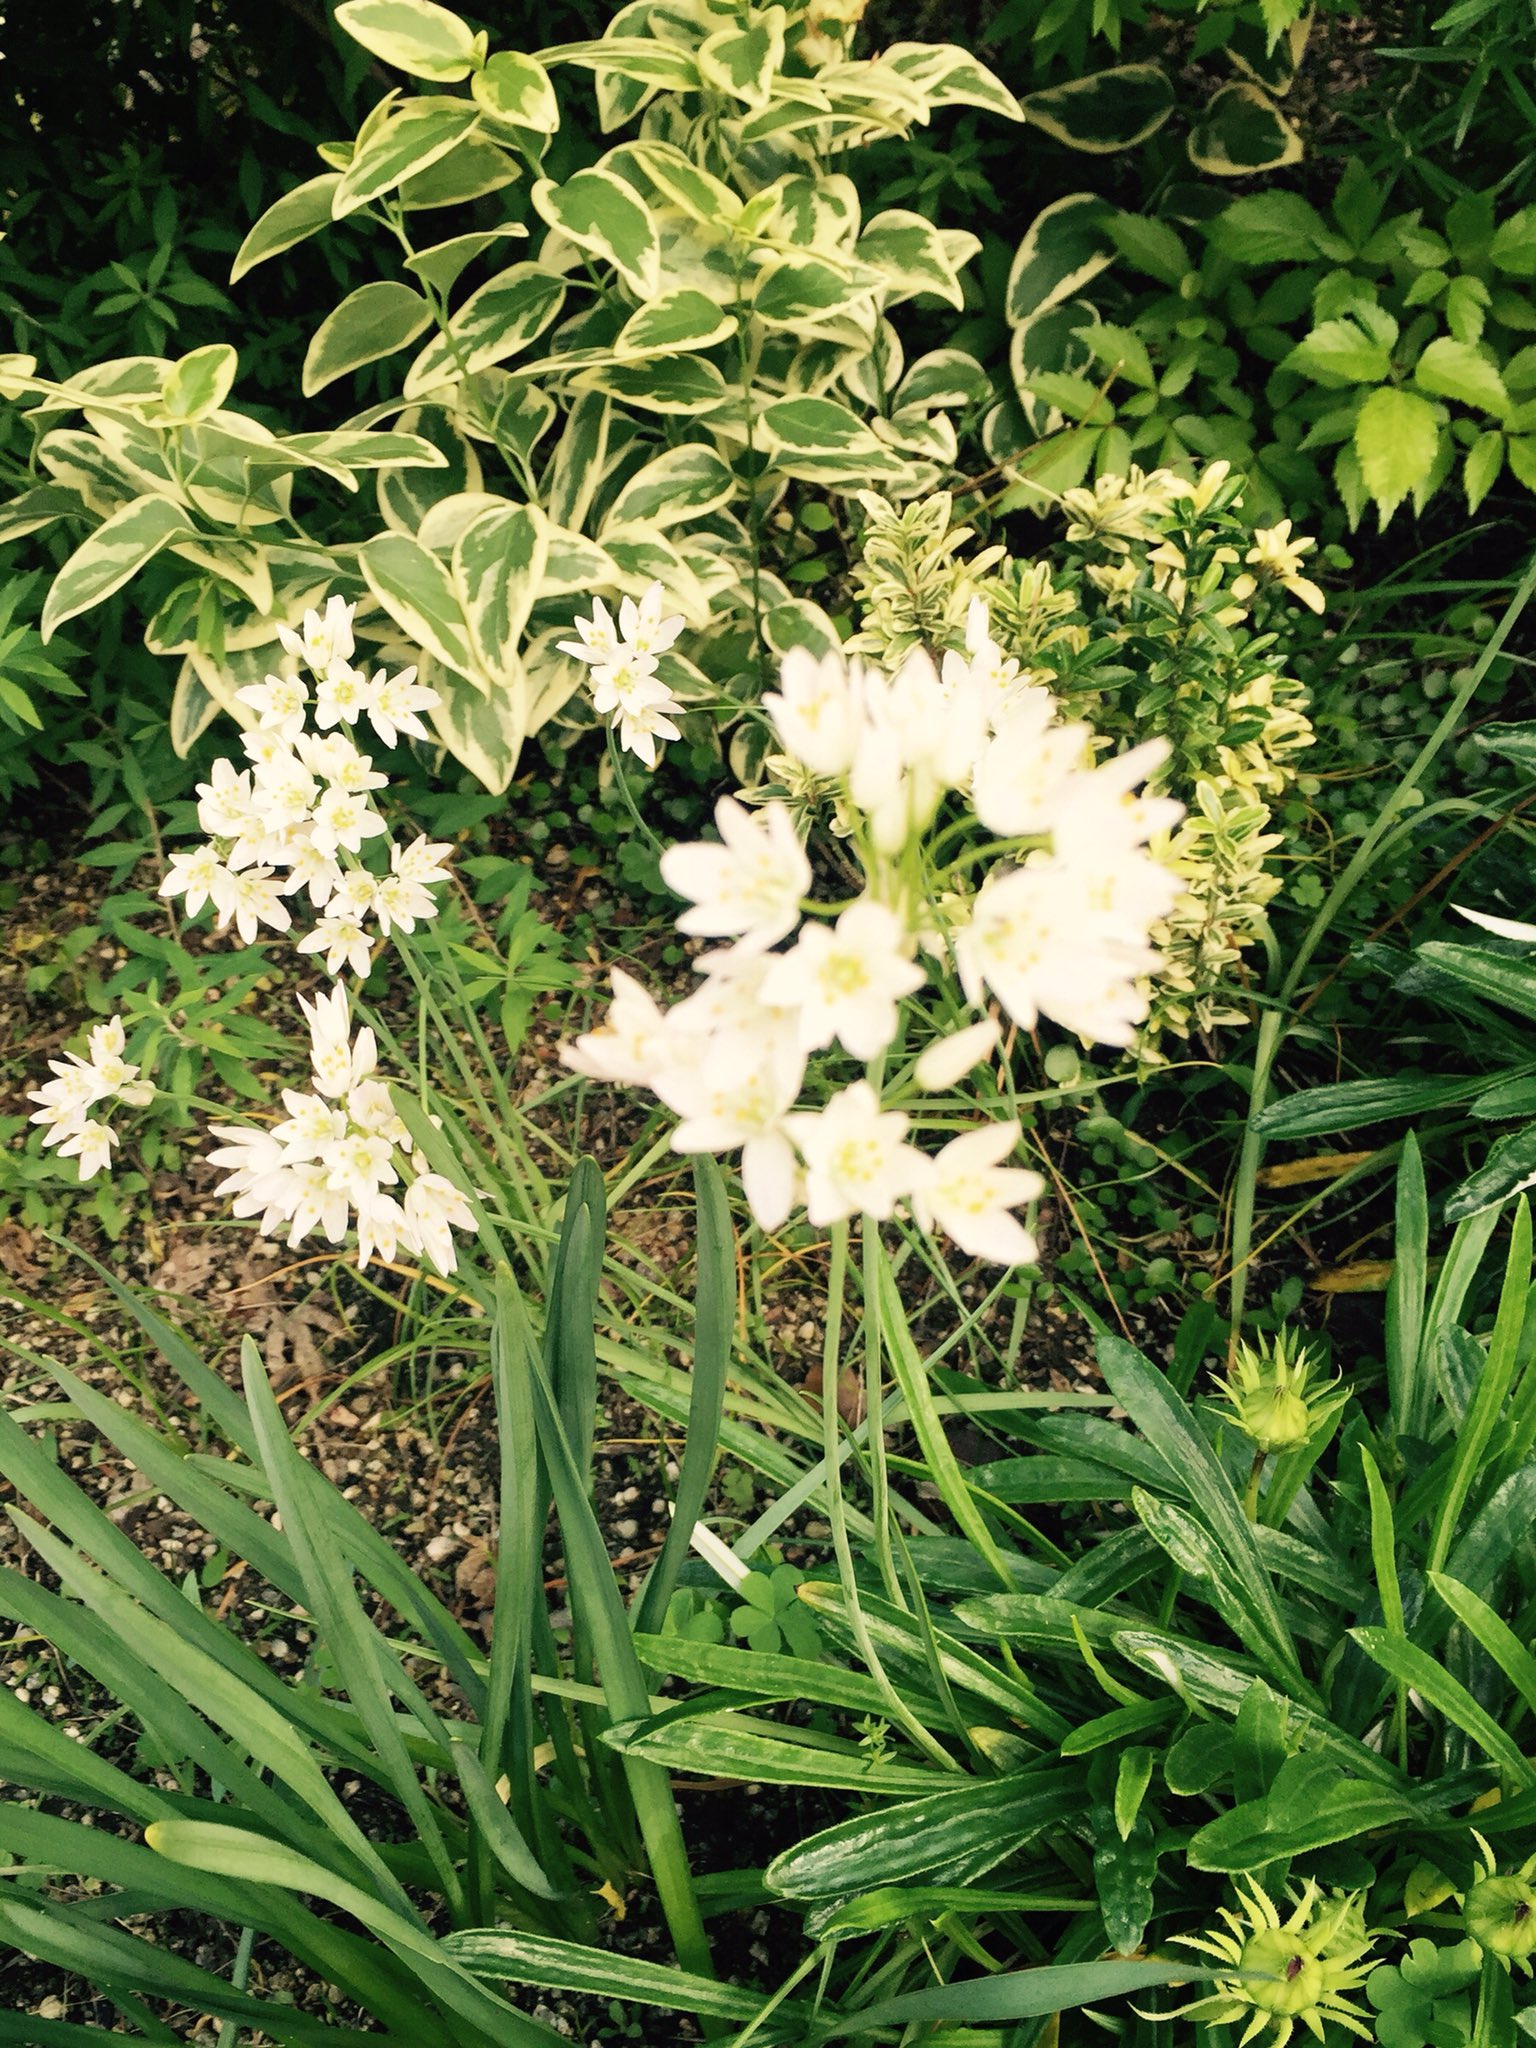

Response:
(6, 0), (1536, 2043)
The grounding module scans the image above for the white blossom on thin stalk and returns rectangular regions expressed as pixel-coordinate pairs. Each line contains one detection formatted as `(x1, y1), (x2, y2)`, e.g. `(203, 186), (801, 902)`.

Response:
(27, 1013), (152, 1183)
(206, 985), (471, 1275)
(660, 797), (811, 952)
(159, 597), (451, 979)
(561, 580), (687, 766)
(912, 1123), (1042, 1265)
(787, 1081), (926, 1226)
(760, 898), (924, 1059)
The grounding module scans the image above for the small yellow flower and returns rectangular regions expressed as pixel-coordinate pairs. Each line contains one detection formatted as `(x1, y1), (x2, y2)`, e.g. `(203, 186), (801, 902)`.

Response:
(1153, 1878), (1376, 2046)
(1243, 520), (1325, 614)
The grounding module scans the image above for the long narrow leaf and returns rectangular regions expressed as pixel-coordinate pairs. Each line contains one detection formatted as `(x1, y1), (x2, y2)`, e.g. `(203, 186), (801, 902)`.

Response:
(633, 1156), (732, 1636)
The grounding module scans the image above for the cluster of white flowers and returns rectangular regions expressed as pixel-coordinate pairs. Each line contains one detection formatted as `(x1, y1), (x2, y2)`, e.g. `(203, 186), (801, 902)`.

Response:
(560, 583), (686, 767)
(27, 1016), (154, 1182)
(564, 600), (1184, 1264)
(159, 596), (451, 975)
(206, 987), (473, 1273)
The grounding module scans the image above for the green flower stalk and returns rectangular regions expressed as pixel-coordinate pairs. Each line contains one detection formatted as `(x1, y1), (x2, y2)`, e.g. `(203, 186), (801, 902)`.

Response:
(1158, 1878), (1377, 2045)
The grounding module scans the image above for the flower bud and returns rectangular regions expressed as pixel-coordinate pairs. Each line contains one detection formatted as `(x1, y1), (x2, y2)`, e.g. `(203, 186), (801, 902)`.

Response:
(1216, 1328), (1345, 1458)
(1465, 1871), (1536, 1964)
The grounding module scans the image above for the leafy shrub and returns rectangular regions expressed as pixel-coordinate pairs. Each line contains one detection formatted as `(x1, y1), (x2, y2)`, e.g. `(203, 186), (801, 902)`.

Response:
(1003, 165), (1536, 530)
(1, 0), (1021, 796)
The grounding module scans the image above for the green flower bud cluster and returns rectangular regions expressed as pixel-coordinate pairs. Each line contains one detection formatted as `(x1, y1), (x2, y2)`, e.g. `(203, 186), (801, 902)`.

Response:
(1217, 1327), (1348, 1457)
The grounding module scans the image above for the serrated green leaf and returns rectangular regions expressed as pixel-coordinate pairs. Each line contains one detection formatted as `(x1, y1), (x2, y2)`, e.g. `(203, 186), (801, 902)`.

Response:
(1354, 384), (1440, 523)
(1281, 317), (1392, 386)
(1414, 335), (1509, 416)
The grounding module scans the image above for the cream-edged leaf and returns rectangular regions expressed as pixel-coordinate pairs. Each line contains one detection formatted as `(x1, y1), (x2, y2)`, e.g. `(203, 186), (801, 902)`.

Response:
(530, 168), (660, 297)
(472, 50), (559, 133)
(302, 282), (433, 396)
(333, 99), (481, 218)
(42, 495), (191, 641)
(231, 174), (342, 284)
(334, 0), (483, 81)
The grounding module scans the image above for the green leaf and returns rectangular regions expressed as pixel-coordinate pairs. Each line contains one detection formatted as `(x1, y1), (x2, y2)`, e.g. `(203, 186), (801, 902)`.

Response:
(1417, 939), (1536, 1022)
(577, 355), (729, 416)
(1492, 204), (1536, 278)
(1354, 384), (1441, 523)
(1465, 429), (1505, 511)
(404, 263), (566, 397)
(606, 1711), (942, 1794)
(447, 1929), (798, 2023)
(1105, 212), (1190, 286)
(697, 9), (784, 108)
(1006, 192), (1114, 323)
(615, 288), (735, 357)
(0, 483), (83, 545)
(361, 529), (478, 682)
(472, 50), (559, 132)
(766, 1769), (1082, 1899)
(1510, 432), (1536, 492)
(334, 0), (484, 80)
(231, 172), (343, 283)
(1188, 1751), (1421, 1871)
(41, 495), (190, 641)
(403, 224), (528, 294)
(1350, 1628), (1536, 1787)
(1096, 1335), (1306, 1697)
(451, 500), (547, 690)
(632, 1160), (733, 1635)
(1208, 189), (1332, 264)
(1281, 317), (1392, 386)
(1023, 64), (1175, 152)
(1075, 320), (1156, 390)
(816, 1961), (1211, 2035)
(603, 443), (737, 530)
(1414, 335), (1509, 416)
(334, 100), (482, 218)
(160, 343), (238, 421)
(530, 167), (659, 297)
(883, 40), (1023, 121)
(147, 1819), (555, 2040)
(857, 208), (973, 308)
(1187, 81), (1302, 176)
(302, 281), (433, 396)
(1253, 1071), (1481, 1139)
